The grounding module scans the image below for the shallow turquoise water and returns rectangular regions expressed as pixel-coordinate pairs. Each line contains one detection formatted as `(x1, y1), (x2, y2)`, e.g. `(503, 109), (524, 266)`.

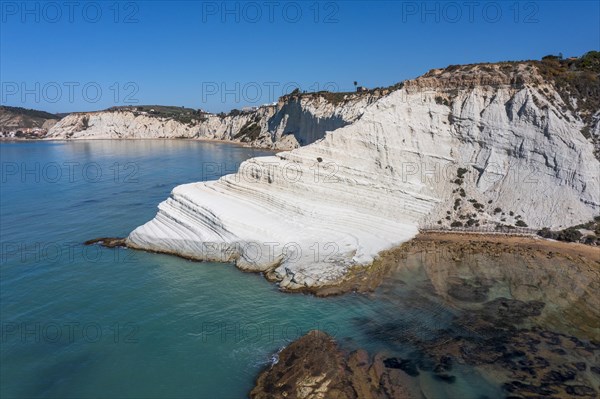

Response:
(1, 141), (597, 398)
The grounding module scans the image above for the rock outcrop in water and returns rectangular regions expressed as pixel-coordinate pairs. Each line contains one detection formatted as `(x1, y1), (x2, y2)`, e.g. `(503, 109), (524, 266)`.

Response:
(250, 330), (414, 399)
(45, 91), (385, 149)
(126, 57), (600, 292)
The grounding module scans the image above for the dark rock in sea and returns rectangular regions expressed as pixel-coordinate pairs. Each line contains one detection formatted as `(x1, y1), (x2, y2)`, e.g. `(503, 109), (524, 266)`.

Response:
(540, 330), (559, 338)
(460, 340), (504, 364)
(416, 357), (435, 372)
(532, 356), (550, 368)
(573, 362), (587, 371)
(362, 321), (409, 343)
(481, 298), (545, 325)
(584, 341), (600, 351)
(433, 356), (454, 373)
(565, 385), (597, 397)
(570, 336), (586, 347)
(540, 330), (562, 345)
(383, 357), (420, 377)
(541, 369), (576, 384)
(433, 364), (446, 374)
(432, 373), (456, 383)
(505, 349), (527, 360)
(503, 380), (558, 396)
(447, 279), (490, 302)
(418, 321), (600, 399)
(439, 355), (453, 369)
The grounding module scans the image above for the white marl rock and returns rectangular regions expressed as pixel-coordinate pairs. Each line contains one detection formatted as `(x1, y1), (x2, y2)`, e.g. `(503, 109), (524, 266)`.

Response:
(127, 66), (600, 289)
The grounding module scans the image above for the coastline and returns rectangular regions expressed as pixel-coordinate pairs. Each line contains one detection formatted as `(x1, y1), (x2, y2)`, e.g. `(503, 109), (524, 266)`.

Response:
(411, 231), (600, 260)
(309, 231), (599, 297)
(249, 232), (600, 398)
(0, 136), (282, 151)
(88, 231), (600, 297)
(250, 233), (600, 398)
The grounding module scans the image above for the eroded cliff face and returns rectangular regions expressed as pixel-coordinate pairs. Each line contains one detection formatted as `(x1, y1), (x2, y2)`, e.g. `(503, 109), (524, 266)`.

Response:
(46, 91), (382, 149)
(126, 62), (600, 291)
(403, 63), (599, 229)
(265, 92), (382, 147)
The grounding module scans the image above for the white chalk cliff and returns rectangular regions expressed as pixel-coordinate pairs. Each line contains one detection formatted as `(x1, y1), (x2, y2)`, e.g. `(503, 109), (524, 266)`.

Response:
(126, 62), (600, 291)
(46, 92), (384, 150)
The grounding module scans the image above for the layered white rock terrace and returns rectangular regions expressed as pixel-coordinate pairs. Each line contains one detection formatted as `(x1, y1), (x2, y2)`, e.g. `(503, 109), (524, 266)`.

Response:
(128, 65), (600, 289)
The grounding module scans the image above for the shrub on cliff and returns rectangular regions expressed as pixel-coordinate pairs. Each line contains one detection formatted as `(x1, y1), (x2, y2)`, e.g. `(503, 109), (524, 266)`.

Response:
(535, 52), (600, 143)
(234, 121), (261, 141)
(537, 226), (582, 242)
(537, 227), (554, 239)
(557, 228), (582, 242)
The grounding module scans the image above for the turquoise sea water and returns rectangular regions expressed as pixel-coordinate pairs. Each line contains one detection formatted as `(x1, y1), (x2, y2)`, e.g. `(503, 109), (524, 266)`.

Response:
(1, 141), (598, 398)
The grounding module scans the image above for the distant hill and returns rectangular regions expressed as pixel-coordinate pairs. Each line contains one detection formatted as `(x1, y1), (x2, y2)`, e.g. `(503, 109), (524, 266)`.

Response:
(0, 105), (63, 133)
(105, 105), (209, 125)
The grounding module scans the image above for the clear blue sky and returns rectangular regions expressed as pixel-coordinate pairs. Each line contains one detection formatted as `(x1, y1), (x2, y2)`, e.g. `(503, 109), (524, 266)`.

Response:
(1, 0), (599, 113)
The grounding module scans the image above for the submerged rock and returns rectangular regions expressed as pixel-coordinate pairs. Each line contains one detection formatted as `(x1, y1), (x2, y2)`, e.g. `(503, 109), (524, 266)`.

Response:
(565, 385), (597, 397)
(480, 298), (545, 325)
(382, 358), (420, 377)
(432, 373), (456, 384)
(447, 278), (490, 302)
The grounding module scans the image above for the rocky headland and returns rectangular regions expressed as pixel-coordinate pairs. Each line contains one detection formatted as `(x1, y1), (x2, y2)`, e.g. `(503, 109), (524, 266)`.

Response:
(123, 53), (600, 292)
